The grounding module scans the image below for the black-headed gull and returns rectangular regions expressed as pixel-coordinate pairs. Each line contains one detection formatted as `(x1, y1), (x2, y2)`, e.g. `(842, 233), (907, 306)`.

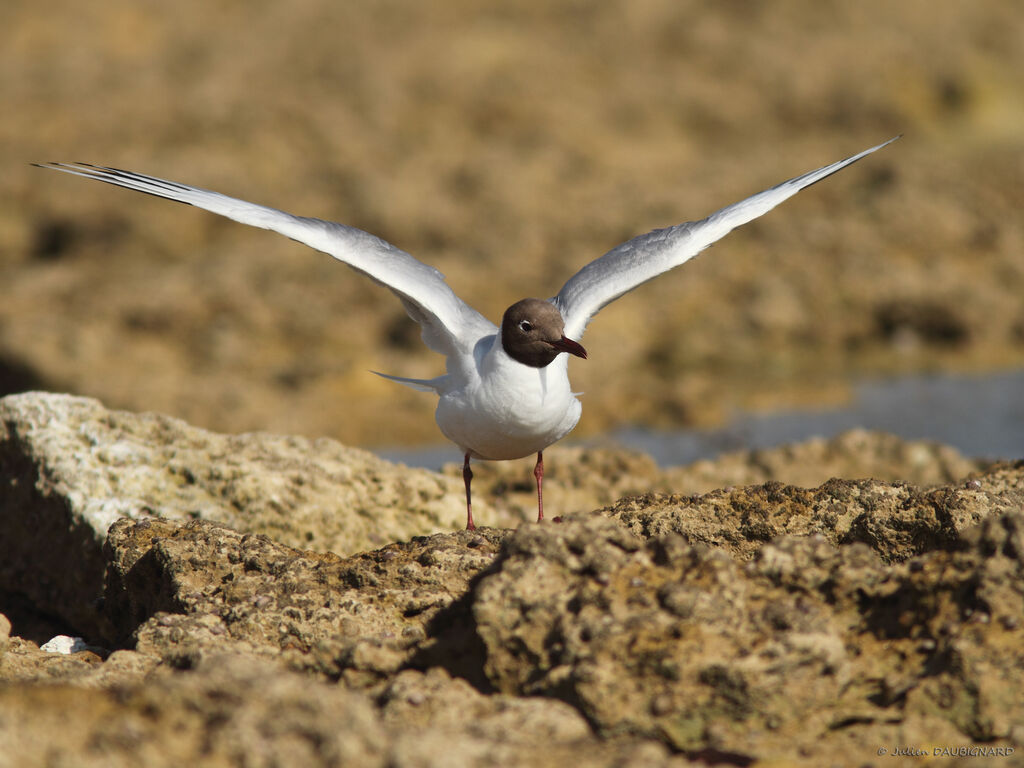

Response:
(37, 137), (898, 529)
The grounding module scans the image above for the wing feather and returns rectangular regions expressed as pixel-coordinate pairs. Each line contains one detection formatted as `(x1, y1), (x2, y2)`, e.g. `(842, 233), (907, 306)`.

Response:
(554, 137), (899, 340)
(35, 163), (495, 356)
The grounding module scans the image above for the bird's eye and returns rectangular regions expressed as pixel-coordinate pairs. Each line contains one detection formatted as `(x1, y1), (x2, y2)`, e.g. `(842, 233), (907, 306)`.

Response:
(518, 320), (533, 332)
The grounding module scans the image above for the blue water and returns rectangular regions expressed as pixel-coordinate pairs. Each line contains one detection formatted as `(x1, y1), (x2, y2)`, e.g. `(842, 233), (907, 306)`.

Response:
(377, 369), (1024, 469)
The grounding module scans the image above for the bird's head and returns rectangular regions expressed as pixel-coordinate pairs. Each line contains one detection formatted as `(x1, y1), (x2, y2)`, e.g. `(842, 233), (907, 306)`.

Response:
(500, 298), (587, 368)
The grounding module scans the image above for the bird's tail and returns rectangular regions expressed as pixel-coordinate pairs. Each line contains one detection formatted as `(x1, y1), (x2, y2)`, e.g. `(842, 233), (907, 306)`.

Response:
(371, 370), (446, 393)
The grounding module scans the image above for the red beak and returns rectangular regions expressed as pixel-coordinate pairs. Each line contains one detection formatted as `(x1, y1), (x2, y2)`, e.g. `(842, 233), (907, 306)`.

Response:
(548, 336), (587, 359)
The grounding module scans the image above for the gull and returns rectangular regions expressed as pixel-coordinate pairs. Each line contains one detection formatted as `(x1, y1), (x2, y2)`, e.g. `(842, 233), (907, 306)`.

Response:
(37, 137), (898, 530)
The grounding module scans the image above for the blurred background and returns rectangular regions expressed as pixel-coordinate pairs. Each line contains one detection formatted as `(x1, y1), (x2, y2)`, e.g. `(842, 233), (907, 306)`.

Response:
(3, 0), (1022, 458)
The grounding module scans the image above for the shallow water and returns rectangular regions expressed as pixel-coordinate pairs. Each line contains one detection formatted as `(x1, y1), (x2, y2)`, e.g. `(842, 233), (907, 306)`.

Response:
(377, 368), (1024, 470)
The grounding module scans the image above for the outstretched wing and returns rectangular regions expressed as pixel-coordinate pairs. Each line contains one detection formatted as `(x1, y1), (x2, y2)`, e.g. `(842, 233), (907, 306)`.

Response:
(553, 137), (899, 340)
(35, 163), (496, 357)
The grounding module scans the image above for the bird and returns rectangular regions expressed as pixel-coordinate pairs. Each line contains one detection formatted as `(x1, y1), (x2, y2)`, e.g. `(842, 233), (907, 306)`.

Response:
(36, 136), (898, 530)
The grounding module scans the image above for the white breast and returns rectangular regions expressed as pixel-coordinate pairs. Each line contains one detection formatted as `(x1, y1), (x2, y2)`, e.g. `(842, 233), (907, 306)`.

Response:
(434, 337), (582, 461)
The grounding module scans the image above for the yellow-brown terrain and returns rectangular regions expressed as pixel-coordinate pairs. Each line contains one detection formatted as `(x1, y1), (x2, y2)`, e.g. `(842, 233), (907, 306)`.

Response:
(3, 0), (1022, 449)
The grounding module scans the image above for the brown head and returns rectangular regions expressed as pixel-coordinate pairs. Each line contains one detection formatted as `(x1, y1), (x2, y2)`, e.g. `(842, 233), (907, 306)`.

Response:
(500, 298), (588, 368)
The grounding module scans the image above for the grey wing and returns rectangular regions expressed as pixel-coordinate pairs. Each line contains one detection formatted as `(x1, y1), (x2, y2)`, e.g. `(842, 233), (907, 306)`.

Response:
(35, 162), (496, 357)
(554, 137), (899, 340)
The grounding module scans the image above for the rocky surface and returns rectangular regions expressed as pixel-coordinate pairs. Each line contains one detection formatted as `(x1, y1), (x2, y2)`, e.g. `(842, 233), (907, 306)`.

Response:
(602, 477), (1018, 564)
(0, 652), (687, 768)
(100, 517), (509, 689)
(5, 2), (1023, 763)
(0, 391), (510, 640)
(0, 392), (990, 641)
(2, 392), (1023, 765)
(456, 429), (992, 519)
(468, 513), (1024, 761)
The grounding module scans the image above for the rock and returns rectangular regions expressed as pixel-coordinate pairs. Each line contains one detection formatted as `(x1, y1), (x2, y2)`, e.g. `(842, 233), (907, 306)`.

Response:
(39, 635), (89, 654)
(966, 459), (1024, 494)
(601, 475), (1024, 563)
(378, 668), (690, 767)
(0, 391), (509, 640)
(661, 428), (990, 493)
(0, 650), (695, 768)
(100, 516), (510, 684)
(462, 507), (1024, 761)
(0, 654), (390, 768)
(0, 613), (9, 655)
(449, 430), (989, 520)
(0, 631), (157, 688)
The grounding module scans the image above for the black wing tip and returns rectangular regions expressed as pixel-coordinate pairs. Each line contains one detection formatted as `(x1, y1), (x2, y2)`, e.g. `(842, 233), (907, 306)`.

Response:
(32, 161), (101, 171)
(784, 135), (902, 193)
(34, 161), (146, 176)
(33, 161), (191, 193)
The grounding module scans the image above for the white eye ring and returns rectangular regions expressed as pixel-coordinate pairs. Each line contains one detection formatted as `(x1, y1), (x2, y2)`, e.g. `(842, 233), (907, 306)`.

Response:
(519, 320), (533, 332)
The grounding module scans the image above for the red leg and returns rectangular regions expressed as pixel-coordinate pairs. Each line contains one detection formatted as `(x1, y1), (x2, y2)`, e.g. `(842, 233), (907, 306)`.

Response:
(463, 452), (476, 531)
(534, 451), (544, 523)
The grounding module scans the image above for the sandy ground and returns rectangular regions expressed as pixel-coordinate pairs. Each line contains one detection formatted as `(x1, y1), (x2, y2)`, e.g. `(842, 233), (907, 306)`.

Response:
(2, 0), (1022, 450)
